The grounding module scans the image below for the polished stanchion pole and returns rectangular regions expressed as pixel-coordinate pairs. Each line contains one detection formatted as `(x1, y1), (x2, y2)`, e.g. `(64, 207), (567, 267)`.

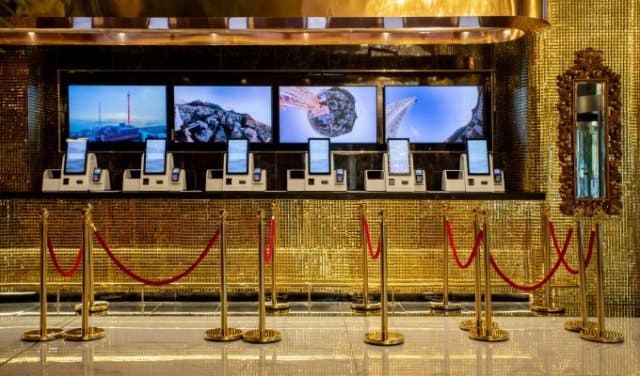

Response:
(364, 210), (404, 346)
(351, 203), (380, 312)
(579, 219), (623, 343)
(75, 208), (109, 316)
(468, 213), (508, 342)
(565, 215), (596, 332)
(431, 204), (461, 311)
(65, 204), (105, 341)
(243, 210), (282, 344)
(532, 204), (565, 314)
(205, 209), (243, 342)
(22, 209), (64, 342)
(266, 203), (290, 311)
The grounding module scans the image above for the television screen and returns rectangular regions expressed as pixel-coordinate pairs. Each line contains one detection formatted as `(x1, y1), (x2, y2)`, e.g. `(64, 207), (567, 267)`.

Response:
(173, 86), (272, 143)
(384, 86), (485, 143)
(308, 138), (331, 175)
(387, 138), (411, 175)
(466, 139), (490, 175)
(68, 85), (167, 143)
(279, 86), (377, 143)
(64, 138), (88, 175)
(226, 138), (249, 175)
(143, 139), (167, 175)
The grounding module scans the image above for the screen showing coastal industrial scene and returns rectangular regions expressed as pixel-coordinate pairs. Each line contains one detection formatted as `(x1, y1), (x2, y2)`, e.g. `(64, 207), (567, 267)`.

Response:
(68, 85), (167, 142)
(384, 86), (484, 143)
(173, 86), (272, 143)
(279, 86), (377, 143)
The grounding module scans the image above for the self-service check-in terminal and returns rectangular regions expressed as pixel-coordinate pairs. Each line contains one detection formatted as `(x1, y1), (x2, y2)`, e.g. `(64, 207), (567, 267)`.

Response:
(287, 138), (347, 192)
(205, 138), (267, 192)
(122, 139), (186, 192)
(441, 139), (504, 193)
(42, 138), (111, 192)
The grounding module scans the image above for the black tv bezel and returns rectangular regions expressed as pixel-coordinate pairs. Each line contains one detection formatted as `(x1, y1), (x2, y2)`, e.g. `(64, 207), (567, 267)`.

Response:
(307, 137), (332, 175)
(63, 138), (89, 175)
(143, 138), (168, 175)
(386, 138), (412, 176)
(465, 139), (491, 176)
(225, 138), (250, 175)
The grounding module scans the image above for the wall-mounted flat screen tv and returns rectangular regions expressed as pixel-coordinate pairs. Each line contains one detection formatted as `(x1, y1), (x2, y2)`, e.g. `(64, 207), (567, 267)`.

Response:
(387, 138), (411, 175)
(466, 139), (490, 175)
(143, 138), (167, 175)
(173, 86), (272, 143)
(63, 138), (88, 175)
(308, 138), (331, 175)
(67, 85), (167, 144)
(384, 85), (485, 144)
(226, 138), (249, 175)
(279, 86), (377, 144)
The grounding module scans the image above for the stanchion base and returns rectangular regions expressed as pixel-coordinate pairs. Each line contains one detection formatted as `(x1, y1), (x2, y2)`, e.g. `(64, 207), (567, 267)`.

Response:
(468, 326), (509, 342)
(21, 328), (64, 342)
(242, 329), (282, 344)
(564, 320), (597, 333)
(75, 301), (110, 315)
(350, 301), (381, 311)
(580, 328), (624, 343)
(459, 319), (497, 332)
(204, 328), (243, 342)
(430, 301), (462, 311)
(64, 327), (106, 341)
(531, 305), (565, 314)
(265, 302), (291, 311)
(364, 331), (404, 346)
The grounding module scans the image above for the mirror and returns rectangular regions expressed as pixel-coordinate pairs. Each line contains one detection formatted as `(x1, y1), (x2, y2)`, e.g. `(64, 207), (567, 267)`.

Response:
(557, 48), (622, 216)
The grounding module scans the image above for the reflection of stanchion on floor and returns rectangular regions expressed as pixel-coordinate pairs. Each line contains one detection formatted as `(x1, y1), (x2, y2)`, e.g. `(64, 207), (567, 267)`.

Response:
(532, 204), (565, 314)
(565, 213), (597, 332)
(75, 206), (109, 316)
(22, 209), (64, 342)
(364, 210), (404, 346)
(65, 204), (105, 341)
(579, 218), (623, 343)
(265, 203), (290, 311)
(468, 212), (508, 342)
(431, 204), (461, 311)
(351, 203), (381, 312)
(243, 210), (282, 344)
(205, 210), (243, 342)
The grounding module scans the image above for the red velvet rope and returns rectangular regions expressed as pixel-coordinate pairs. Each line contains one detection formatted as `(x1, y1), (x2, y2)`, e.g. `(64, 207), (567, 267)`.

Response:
(362, 218), (382, 260)
(489, 229), (572, 291)
(46, 233), (82, 277)
(265, 218), (275, 264)
(93, 227), (220, 286)
(549, 222), (577, 274)
(445, 219), (482, 269)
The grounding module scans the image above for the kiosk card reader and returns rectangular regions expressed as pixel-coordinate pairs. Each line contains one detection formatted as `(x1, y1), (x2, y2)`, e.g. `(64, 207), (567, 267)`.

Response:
(122, 139), (186, 192)
(384, 138), (415, 192)
(303, 138), (347, 192)
(42, 138), (111, 192)
(205, 138), (267, 192)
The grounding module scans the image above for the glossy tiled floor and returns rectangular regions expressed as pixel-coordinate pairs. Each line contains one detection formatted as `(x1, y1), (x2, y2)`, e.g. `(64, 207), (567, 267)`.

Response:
(0, 303), (638, 375)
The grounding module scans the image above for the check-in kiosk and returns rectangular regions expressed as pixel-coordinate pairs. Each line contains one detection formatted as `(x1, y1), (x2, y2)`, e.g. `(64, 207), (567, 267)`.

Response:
(123, 139), (186, 192)
(205, 138), (267, 192)
(383, 138), (417, 192)
(292, 138), (347, 192)
(441, 139), (504, 193)
(42, 138), (110, 192)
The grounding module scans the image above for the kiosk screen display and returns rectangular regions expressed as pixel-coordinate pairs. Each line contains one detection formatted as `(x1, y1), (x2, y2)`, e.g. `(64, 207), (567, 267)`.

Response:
(466, 139), (490, 175)
(64, 138), (88, 175)
(143, 139), (167, 175)
(226, 138), (249, 175)
(308, 138), (331, 175)
(387, 138), (411, 175)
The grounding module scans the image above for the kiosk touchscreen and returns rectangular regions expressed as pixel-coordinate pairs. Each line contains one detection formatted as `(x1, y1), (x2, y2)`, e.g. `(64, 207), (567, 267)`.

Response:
(123, 138), (186, 192)
(206, 138), (267, 191)
(299, 138), (347, 192)
(43, 138), (110, 192)
(383, 138), (418, 192)
(461, 139), (495, 192)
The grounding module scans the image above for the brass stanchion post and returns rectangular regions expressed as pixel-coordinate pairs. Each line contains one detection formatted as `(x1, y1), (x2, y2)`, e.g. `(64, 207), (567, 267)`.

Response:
(351, 203), (381, 312)
(75, 206), (109, 316)
(431, 204), (461, 311)
(579, 218), (623, 343)
(243, 210), (282, 344)
(468, 212), (508, 342)
(266, 202), (290, 311)
(565, 214), (597, 332)
(532, 204), (565, 313)
(22, 209), (64, 342)
(205, 210), (243, 341)
(364, 210), (404, 346)
(65, 204), (105, 341)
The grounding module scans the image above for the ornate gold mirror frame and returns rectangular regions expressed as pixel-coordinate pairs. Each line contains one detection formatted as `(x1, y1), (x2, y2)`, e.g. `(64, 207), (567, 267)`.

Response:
(557, 48), (622, 216)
